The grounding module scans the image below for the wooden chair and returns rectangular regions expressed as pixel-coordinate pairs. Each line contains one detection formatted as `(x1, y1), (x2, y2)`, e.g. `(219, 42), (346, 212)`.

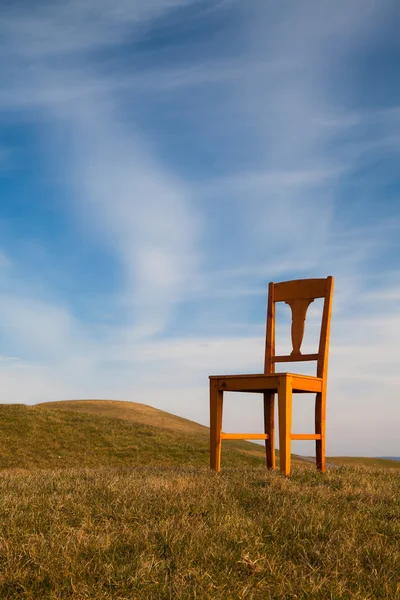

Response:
(209, 276), (334, 476)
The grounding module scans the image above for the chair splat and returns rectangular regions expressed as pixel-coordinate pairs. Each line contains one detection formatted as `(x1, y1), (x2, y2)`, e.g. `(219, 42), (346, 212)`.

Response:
(285, 298), (314, 356)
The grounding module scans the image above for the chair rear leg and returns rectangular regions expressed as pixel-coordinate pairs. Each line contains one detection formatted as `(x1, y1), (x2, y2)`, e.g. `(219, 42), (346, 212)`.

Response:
(210, 380), (223, 472)
(315, 392), (326, 472)
(263, 392), (275, 469)
(278, 376), (293, 476)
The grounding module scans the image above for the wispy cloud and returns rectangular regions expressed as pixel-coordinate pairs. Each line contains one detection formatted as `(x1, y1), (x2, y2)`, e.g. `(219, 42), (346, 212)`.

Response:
(0, 251), (11, 270)
(1, 1), (204, 335)
(65, 97), (202, 336)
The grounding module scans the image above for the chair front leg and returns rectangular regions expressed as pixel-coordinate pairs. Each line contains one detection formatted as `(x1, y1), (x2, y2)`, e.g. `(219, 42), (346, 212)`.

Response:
(278, 376), (293, 476)
(315, 391), (326, 472)
(263, 392), (275, 469)
(210, 380), (223, 472)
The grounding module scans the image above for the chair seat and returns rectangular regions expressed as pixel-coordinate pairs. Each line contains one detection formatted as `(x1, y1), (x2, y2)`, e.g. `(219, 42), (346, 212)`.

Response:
(209, 372), (323, 393)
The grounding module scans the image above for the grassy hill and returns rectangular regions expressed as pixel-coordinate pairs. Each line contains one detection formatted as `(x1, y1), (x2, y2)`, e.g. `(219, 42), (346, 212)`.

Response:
(36, 399), (210, 436)
(37, 398), (283, 464)
(0, 400), (396, 471)
(0, 402), (271, 470)
(37, 400), (400, 470)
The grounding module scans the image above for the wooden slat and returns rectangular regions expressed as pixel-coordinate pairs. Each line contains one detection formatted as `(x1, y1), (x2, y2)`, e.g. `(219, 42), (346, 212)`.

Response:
(221, 433), (269, 440)
(274, 278), (327, 302)
(211, 372), (320, 380)
(291, 374), (323, 393)
(286, 298), (314, 356)
(210, 373), (271, 379)
(290, 434), (322, 440)
(211, 373), (322, 393)
(218, 375), (280, 392)
(272, 353), (318, 363)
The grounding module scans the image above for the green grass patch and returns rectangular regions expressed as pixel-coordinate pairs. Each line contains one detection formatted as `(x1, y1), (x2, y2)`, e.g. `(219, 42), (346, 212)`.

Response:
(0, 466), (399, 598)
(36, 399), (211, 437)
(0, 404), (268, 470)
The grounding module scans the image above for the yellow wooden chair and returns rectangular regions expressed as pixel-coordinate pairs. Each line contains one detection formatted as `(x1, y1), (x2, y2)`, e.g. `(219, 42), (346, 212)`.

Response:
(209, 276), (334, 476)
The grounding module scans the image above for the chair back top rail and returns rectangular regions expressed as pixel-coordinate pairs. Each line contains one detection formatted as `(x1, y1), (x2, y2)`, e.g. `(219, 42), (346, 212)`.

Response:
(274, 278), (328, 302)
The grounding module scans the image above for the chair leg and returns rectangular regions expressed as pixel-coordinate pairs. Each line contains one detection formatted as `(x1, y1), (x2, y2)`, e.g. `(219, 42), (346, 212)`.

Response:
(315, 391), (326, 472)
(210, 380), (223, 472)
(278, 376), (293, 476)
(263, 392), (275, 469)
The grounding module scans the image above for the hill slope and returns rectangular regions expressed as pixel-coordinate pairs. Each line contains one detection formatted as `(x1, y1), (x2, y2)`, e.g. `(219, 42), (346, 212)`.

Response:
(36, 399), (210, 436)
(0, 403), (268, 470)
(35, 400), (400, 470)
(2, 400), (395, 471)
(35, 398), (272, 460)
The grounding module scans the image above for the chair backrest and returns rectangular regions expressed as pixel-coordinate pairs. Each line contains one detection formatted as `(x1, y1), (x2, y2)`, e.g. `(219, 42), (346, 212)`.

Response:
(264, 277), (334, 379)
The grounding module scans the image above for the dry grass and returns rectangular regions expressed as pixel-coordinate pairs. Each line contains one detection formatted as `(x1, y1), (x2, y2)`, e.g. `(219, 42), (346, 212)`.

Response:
(327, 456), (400, 469)
(0, 465), (399, 599)
(34, 400), (287, 465)
(35, 400), (210, 437)
(34, 400), (398, 471)
(0, 404), (268, 470)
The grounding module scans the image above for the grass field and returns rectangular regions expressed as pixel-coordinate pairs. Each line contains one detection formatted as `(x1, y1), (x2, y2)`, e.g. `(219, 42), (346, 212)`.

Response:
(0, 465), (400, 599)
(0, 400), (399, 598)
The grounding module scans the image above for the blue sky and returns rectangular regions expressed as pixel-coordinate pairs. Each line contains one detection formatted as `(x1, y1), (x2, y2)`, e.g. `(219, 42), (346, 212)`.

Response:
(1, 0), (400, 456)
